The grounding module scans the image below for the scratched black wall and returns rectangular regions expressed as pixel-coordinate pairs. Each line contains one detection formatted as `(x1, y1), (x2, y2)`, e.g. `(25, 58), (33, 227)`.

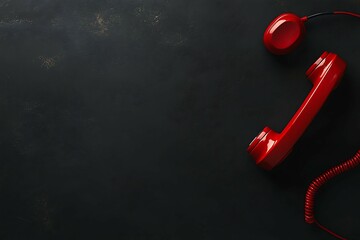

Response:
(0, 0), (359, 239)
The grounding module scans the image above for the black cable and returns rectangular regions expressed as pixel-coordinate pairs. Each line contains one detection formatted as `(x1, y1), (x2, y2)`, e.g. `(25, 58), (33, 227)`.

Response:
(306, 12), (334, 20)
(306, 11), (360, 21)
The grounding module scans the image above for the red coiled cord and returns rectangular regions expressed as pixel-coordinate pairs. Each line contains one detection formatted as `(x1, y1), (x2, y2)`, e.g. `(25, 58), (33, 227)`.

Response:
(305, 150), (360, 240)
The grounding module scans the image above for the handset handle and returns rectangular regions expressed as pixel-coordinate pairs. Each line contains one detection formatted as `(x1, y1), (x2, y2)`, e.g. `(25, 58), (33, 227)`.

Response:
(247, 52), (346, 170)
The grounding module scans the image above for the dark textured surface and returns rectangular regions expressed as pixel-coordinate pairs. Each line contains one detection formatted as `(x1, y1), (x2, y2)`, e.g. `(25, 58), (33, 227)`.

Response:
(0, 0), (359, 239)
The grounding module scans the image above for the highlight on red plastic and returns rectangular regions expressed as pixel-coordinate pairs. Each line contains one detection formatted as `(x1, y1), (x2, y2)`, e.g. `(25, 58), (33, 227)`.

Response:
(263, 13), (306, 55)
(247, 52), (347, 170)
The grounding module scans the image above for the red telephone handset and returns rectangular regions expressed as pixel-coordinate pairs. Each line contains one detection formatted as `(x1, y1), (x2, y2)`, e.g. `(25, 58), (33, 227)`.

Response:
(247, 52), (346, 170)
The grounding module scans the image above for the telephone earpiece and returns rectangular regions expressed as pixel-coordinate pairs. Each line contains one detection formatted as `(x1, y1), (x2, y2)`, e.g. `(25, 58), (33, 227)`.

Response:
(247, 52), (346, 170)
(263, 11), (360, 55)
(263, 13), (306, 55)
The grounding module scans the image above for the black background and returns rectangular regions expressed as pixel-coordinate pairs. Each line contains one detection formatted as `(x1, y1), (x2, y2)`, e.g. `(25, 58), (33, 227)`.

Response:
(0, 0), (359, 239)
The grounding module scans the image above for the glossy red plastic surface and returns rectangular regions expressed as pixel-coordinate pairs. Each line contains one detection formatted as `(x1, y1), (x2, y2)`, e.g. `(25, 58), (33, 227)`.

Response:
(263, 13), (306, 55)
(247, 52), (346, 170)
